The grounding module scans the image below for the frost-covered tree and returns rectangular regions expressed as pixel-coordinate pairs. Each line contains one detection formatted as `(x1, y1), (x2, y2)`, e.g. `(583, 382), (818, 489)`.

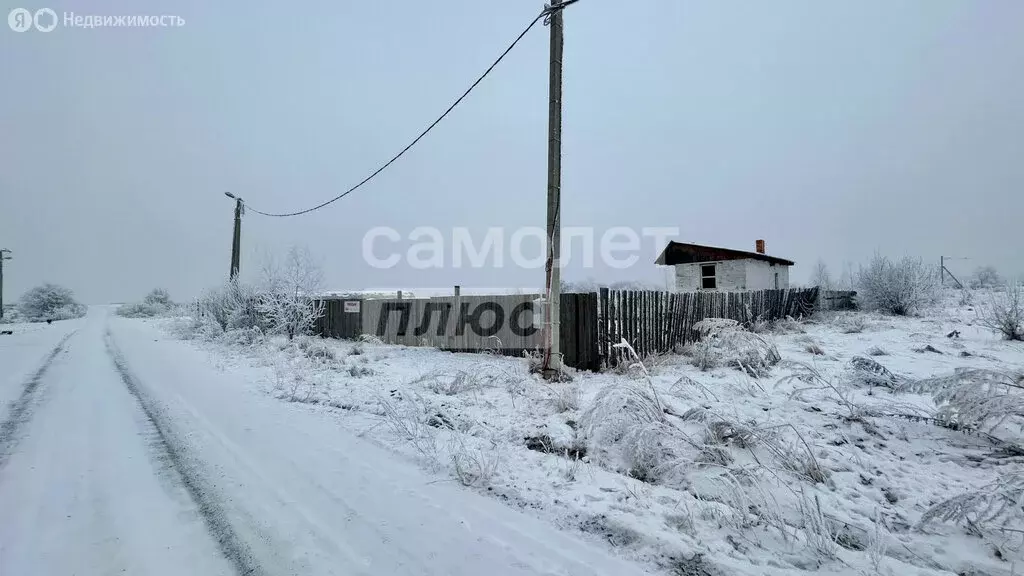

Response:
(257, 246), (325, 340)
(809, 260), (834, 292)
(970, 266), (1002, 289)
(976, 281), (1024, 341)
(143, 288), (172, 307)
(17, 283), (87, 321)
(856, 253), (939, 316)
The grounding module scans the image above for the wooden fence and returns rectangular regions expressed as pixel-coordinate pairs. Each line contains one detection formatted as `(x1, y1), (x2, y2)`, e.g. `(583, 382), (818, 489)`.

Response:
(819, 290), (858, 311)
(314, 287), (817, 372)
(598, 287), (819, 367)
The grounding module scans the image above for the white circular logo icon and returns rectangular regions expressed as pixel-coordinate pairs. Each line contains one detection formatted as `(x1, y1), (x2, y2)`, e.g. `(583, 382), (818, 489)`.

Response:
(8, 7), (57, 32)
(8, 8), (32, 32)
(33, 8), (57, 32)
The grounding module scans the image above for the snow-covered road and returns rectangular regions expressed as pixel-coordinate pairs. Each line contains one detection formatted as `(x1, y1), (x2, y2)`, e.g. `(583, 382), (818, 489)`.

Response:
(0, 310), (650, 576)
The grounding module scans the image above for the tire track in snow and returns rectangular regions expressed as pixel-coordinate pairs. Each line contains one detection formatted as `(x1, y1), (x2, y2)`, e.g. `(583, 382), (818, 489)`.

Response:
(104, 329), (265, 576)
(0, 330), (77, 470)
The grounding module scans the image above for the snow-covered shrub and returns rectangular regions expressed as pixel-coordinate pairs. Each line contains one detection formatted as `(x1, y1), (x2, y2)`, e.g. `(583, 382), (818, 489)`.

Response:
(549, 383), (581, 412)
(17, 283), (87, 321)
(118, 288), (176, 318)
(856, 253), (939, 316)
(919, 470), (1024, 541)
(975, 281), (1023, 341)
(687, 318), (781, 377)
(116, 302), (167, 318)
(902, 368), (1024, 433)
(835, 314), (866, 334)
(970, 265), (1002, 289)
(170, 315), (224, 341)
(144, 287), (172, 307)
(297, 336), (336, 362)
(257, 246), (325, 340)
(449, 436), (502, 487)
(958, 287), (975, 306)
(582, 340), (692, 484)
(221, 326), (265, 348)
(848, 356), (901, 389)
(414, 371), (482, 396)
(770, 316), (806, 335)
(376, 390), (440, 465)
(0, 306), (24, 323)
(196, 280), (266, 332)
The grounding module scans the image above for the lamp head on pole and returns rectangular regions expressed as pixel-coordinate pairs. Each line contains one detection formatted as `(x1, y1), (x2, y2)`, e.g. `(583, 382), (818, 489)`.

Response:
(224, 192), (236, 199)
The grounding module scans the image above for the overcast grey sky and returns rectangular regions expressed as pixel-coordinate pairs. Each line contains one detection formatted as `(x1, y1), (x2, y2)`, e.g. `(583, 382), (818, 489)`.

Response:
(2, 0), (1022, 303)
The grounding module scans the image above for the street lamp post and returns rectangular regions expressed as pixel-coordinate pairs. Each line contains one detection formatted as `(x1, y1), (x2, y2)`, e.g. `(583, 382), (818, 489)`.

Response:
(0, 249), (12, 320)
(225, 192), (243, 280)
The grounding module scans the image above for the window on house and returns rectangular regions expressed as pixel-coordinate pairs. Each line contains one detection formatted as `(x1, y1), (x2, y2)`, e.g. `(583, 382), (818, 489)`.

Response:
(701, 264), (716, 289)
(774, 272), (779, 289)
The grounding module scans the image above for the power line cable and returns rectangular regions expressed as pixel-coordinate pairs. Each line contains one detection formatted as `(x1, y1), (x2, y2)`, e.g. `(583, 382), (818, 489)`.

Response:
(245, 7), (556, 218)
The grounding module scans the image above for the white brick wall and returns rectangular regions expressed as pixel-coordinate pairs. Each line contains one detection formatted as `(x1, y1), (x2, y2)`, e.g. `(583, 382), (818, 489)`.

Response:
(675, 259), (791, 291)
(675, 260), (748, 291)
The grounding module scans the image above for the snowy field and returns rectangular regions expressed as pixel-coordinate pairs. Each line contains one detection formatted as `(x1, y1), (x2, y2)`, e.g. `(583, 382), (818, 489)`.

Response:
(154, 289), (1024, 576)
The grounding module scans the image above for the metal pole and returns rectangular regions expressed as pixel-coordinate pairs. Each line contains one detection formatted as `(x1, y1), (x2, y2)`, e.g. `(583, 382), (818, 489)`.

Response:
(231, 198), (243, 280)
(0, 249), (11, 320)
(940, 255), (944, 286)
(226, 192), (243, 281)
(542, 2), (565, 375)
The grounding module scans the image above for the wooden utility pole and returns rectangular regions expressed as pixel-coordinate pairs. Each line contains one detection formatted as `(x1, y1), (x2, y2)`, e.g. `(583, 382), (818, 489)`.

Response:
(542, 1), (572, 376)
(940, 255), (968, 289)
(225, 192), (243, 280)
(0, 249), (11, 319)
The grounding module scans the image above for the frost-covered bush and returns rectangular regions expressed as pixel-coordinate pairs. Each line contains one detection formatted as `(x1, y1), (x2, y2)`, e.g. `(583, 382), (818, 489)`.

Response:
(902, 368), (1024, 433)
(687, 318), (781, 377)
(257, 247), (325, 340)
(856, 254), (939, 316)
(976, 281), (1024, 341)
(582, 381), (688, 483)
(170, 316), (224, 341)
(970, 265), (1002, 289)
(198, 280), (267, 332)
(221, 326), (265, 347)
(17, 283), (87, 322)
(297, 336), (336, 362)
(144, 288), (172, 307)
(919, 470), (1024, 541)
(835, 314), (866, 334)
(117, 289), (176, 318)
(117, 302), (166, 318)
(0, 306), (24, 323)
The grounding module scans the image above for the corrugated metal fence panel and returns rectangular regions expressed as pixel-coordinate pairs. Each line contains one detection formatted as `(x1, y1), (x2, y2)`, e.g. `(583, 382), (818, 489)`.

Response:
(360, 294), (546, 352)
(313, 298), (363, 339)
